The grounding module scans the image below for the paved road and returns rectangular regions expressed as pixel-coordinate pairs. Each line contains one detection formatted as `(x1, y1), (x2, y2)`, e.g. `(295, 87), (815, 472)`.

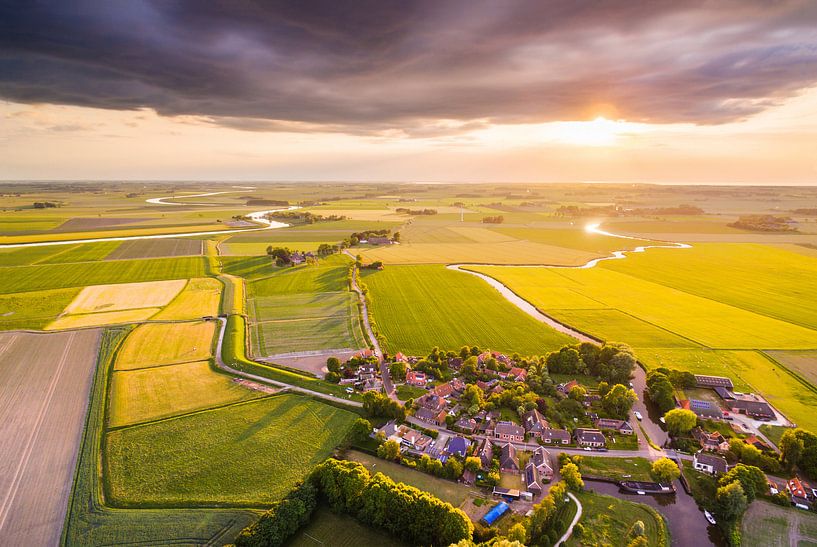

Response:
(556, 493), (583, 547)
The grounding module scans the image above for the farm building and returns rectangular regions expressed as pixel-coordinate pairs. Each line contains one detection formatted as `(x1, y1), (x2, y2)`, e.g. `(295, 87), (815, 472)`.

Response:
(681, 399), (723, 419)
(730, 399), (775, 420)
(595, 418), (634, 435)
(695, 375), (734, 389)
(693, 450), (728, 475)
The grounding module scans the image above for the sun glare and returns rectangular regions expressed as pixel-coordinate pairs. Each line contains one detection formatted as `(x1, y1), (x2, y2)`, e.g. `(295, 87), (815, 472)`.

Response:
(551, 116), (623, 147)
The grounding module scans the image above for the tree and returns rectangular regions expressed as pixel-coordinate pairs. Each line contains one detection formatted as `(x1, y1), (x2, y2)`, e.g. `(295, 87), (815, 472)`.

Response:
(460, 384), (484, 409)
(445, 458), (464, 480)
(646, 371), (675, 413)
(507, 522), (527, 544)
(464, 456), (481, 473)
(601, 384), (637, 419)
(568, 385), (587, 401)
(719, 464), (766, 502)
(780, 428), (804, 468)
(326, 357), (341, 373)
(389, 361), (407, 382)
(325, 371), (340, 383)
(561, 462), (584, 491)
(350, 418), (372, 443)
(650, 458), (680, 484)
(715, 481), (748, 521)
(460, 356), (478, 377)
(546, 347), (585, 374)
(377, 439), (401, 461)
(664, 408), (697, 436)
(267, 246), (292, 266)
(627, 537), (649, 547)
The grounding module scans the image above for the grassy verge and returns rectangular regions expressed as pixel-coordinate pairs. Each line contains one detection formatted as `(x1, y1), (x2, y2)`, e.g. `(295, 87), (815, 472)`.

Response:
(396, 384), (428, 401)
(567, 491), (669, 547)
(759, 424), (789, 447)
(681, 460), (718, 511)
(289, 505), (405, 547)
(579, 456), (653, 482)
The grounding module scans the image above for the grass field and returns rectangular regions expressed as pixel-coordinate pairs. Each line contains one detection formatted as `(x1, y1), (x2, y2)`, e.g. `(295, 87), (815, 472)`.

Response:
(360, 240), (598, 265)
(115, 321), (216, 369)
(104, 394), (356, 505)
(345, 450), (475, 506)
(765, 350), (817, 387)
(362, 264), (574, 356)
(0, 256), (207, 293)
(108, 361), (264, 427)
(469, 265), (817, 349)
(492, 227), (653, 253)
(47, 308), (162, 330)
(64, 279), (187, 314)
(741, 500), (817, 547)
(0, 241), (121, 266)
(0, 287), (80, 330)
(104, 238), (203, 260)
(567, 491), (668, 547)
(249, 254), (351, 296)
(63, 327), (257, 546)
(289, 505), (404, 546)
(578, 456), (653, 482)
(0, 223), (235, 244)
(0, 329), (101, 546)
(153, 277), (222, 320)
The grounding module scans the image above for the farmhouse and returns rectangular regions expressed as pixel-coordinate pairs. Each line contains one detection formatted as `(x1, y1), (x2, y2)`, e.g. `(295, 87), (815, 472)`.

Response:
(500, 443), (519, 472)
(406, 370), (427, 386)
(541, 428), (571, 445)
(531, 446), (554, 482)
(594, 418), (633, 435)
(730, 398), (775, 421)
(477, 438), (494, 469)
(524, 463), (542, 495)
(494, 421), (525, 443)
(574, 428), (606, 448)
(521, 409), (549, 438)
(692, 450), (728, 475)
(691, 427), (729, 452)
(695, 375), (734, 390)
(416, 407), (447, 427)
(367, 236), (392, 245)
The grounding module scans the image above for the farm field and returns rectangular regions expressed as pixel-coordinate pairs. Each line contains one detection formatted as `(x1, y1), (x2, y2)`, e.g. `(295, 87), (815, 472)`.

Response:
(345, 450), (475, 507)
(248, 254), (351, 296)
(469, 265), (817, 349)
(0, 329), (101, 546)
(104, 394), (356, 505)
(153, 277), (222, 320)
(0, 287), (80, 330)
(740, 500), (817, 546)
(0, 241), (120, 266)
(0, 256), (207, 293)
(114, 321), (216, 369)
(289, 505), (405, 547)
(249, 292), (365, 357)
(578, 456), (654, 482)
(104, 238), (203, 259)
(492, 226), (653, 253)
(0, 223), (238, 245)
(362, 264), (584, 356)
(47, 307), (162, 330)
(765, 350), (817, 386)
(63, 279), (187, 314)
(566, 491), (667, 547)
(108, 360), (264, 427)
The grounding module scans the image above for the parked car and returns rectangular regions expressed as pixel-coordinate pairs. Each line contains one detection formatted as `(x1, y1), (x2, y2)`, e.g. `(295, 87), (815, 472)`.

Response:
(634, 411), (643, 421)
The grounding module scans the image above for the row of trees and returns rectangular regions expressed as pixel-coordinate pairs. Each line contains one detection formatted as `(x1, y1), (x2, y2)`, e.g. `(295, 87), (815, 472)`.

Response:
(546, 342), (637, 386)
(645, 367), (696, 413)
(235, 481), (318, 546)
(780, 428), (817, 478)
(311, 458), (473, 546)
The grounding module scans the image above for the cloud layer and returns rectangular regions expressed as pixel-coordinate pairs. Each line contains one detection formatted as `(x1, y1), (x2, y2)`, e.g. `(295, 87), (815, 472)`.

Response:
(2, 0), (817, 133)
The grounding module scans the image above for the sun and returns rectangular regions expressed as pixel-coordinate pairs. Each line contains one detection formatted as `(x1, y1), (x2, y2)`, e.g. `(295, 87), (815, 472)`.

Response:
(552, 116), (622, 147)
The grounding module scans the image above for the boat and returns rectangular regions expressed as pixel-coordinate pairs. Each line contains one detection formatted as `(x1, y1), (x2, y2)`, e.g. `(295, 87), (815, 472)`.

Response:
(704, 510), (717, 525)
(636, 490), (646, 495)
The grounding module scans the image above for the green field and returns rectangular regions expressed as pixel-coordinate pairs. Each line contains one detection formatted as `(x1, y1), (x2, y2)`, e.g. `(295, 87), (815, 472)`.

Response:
(248, 254), (350, 296)
(0, 287), (80, 330)
(345, 450), (475, 507)
(104, 394), (357, 506)
(108, 361), (264, 427)
(492, 227), (653, 253)
(289, 505), (405, 547)
(0, 241), (121, 266)
(765, 350), (817, 387)
(741, 500), (817, 547)
(567, 491), (668, 547)
(578, 456), (653, 482)
(362, 265), (573, 356)
(0, 256), (207, 293)
(115, 321), (216, 369)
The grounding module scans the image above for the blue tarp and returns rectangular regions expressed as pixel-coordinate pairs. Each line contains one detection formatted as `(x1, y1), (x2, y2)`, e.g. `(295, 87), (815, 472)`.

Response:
(481, 502), (510, 526)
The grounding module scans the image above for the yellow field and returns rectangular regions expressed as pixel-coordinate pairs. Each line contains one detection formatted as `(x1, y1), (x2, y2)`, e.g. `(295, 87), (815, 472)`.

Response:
(108, 360), (263, 427)
(303, 208), (404, 221)
(115, 321), (216, 370)
(0, 224), (238, 244)
(47, 308), (160, 330)
(447, 226), (516, 243)
(361, 240), (598, 265)
(153, 278), (221, 320)
(64, 279), (187, 314)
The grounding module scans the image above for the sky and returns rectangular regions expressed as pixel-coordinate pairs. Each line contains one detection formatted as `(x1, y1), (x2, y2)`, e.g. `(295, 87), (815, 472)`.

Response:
(1, 0), (817, 184)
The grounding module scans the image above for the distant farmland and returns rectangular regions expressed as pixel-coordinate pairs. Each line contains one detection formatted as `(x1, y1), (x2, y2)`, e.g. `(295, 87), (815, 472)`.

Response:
(362, 264), (573, 356)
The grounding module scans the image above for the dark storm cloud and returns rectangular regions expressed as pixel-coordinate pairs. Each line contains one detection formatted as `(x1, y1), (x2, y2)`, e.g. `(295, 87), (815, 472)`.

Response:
(1, 0), (816, 133)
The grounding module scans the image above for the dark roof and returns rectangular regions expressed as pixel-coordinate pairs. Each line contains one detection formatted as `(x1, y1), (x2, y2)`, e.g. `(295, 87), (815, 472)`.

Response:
(714, 387), (736, 400)
(532, 447), (551, 469)
(495, 421), (525, 437)
(731, 399), (775, 418)
(524, 463), (541, 491)
(447, 436), (471, 457)
(542, 428), (571, 441)
(694, 451), (729, 473)
(500, 443), (518, 469)
(575, 428), (606, 443)
(695, 375), (734, 389)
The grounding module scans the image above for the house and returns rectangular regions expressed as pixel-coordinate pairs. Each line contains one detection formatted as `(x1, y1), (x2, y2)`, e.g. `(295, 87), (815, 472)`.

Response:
(446, 436), (472, 458)
(574, 428), (606, 448)
(692, 450), (728, 475)
(476, 379), (497, 391)
(730, 399), (775, 421)
(449, 378), (466, 394)
(393, 352), (408, 362)
(682, 399), (724, 420)
(494, 421), (525, 443)
(290, 252), (305, 265)
(454, 417), (478, 434)
(406, 370), (427, 387)
(477, 438), (494, 469)
(416, 407), (447, 427)
(521, 409), (550, 438)
(524, 463), (542, 495)
(595, 418), (634, 435)
(377, 420), (401, 442)
(416, 393), (447, 412)
(695, 375), (734, 389)
(531, 446), (554, 482)
(508, 367), (528, 382)
(434, 382), (455, 398)
(447, 357), (463, 370)
(691, 427), (729, 452)
(355, 348), (375, 359)
(500, 443), (519, 472)
(541, 428), (571, 445)
(368, 236), (392, 245)
(787, 477), (812, 510)
(743, 435), (771, 452)
(397, 426), (432, 451)
(557, 380), (579, 395)
(714, 387), (736, 401)
(461, 468), (476, 485)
